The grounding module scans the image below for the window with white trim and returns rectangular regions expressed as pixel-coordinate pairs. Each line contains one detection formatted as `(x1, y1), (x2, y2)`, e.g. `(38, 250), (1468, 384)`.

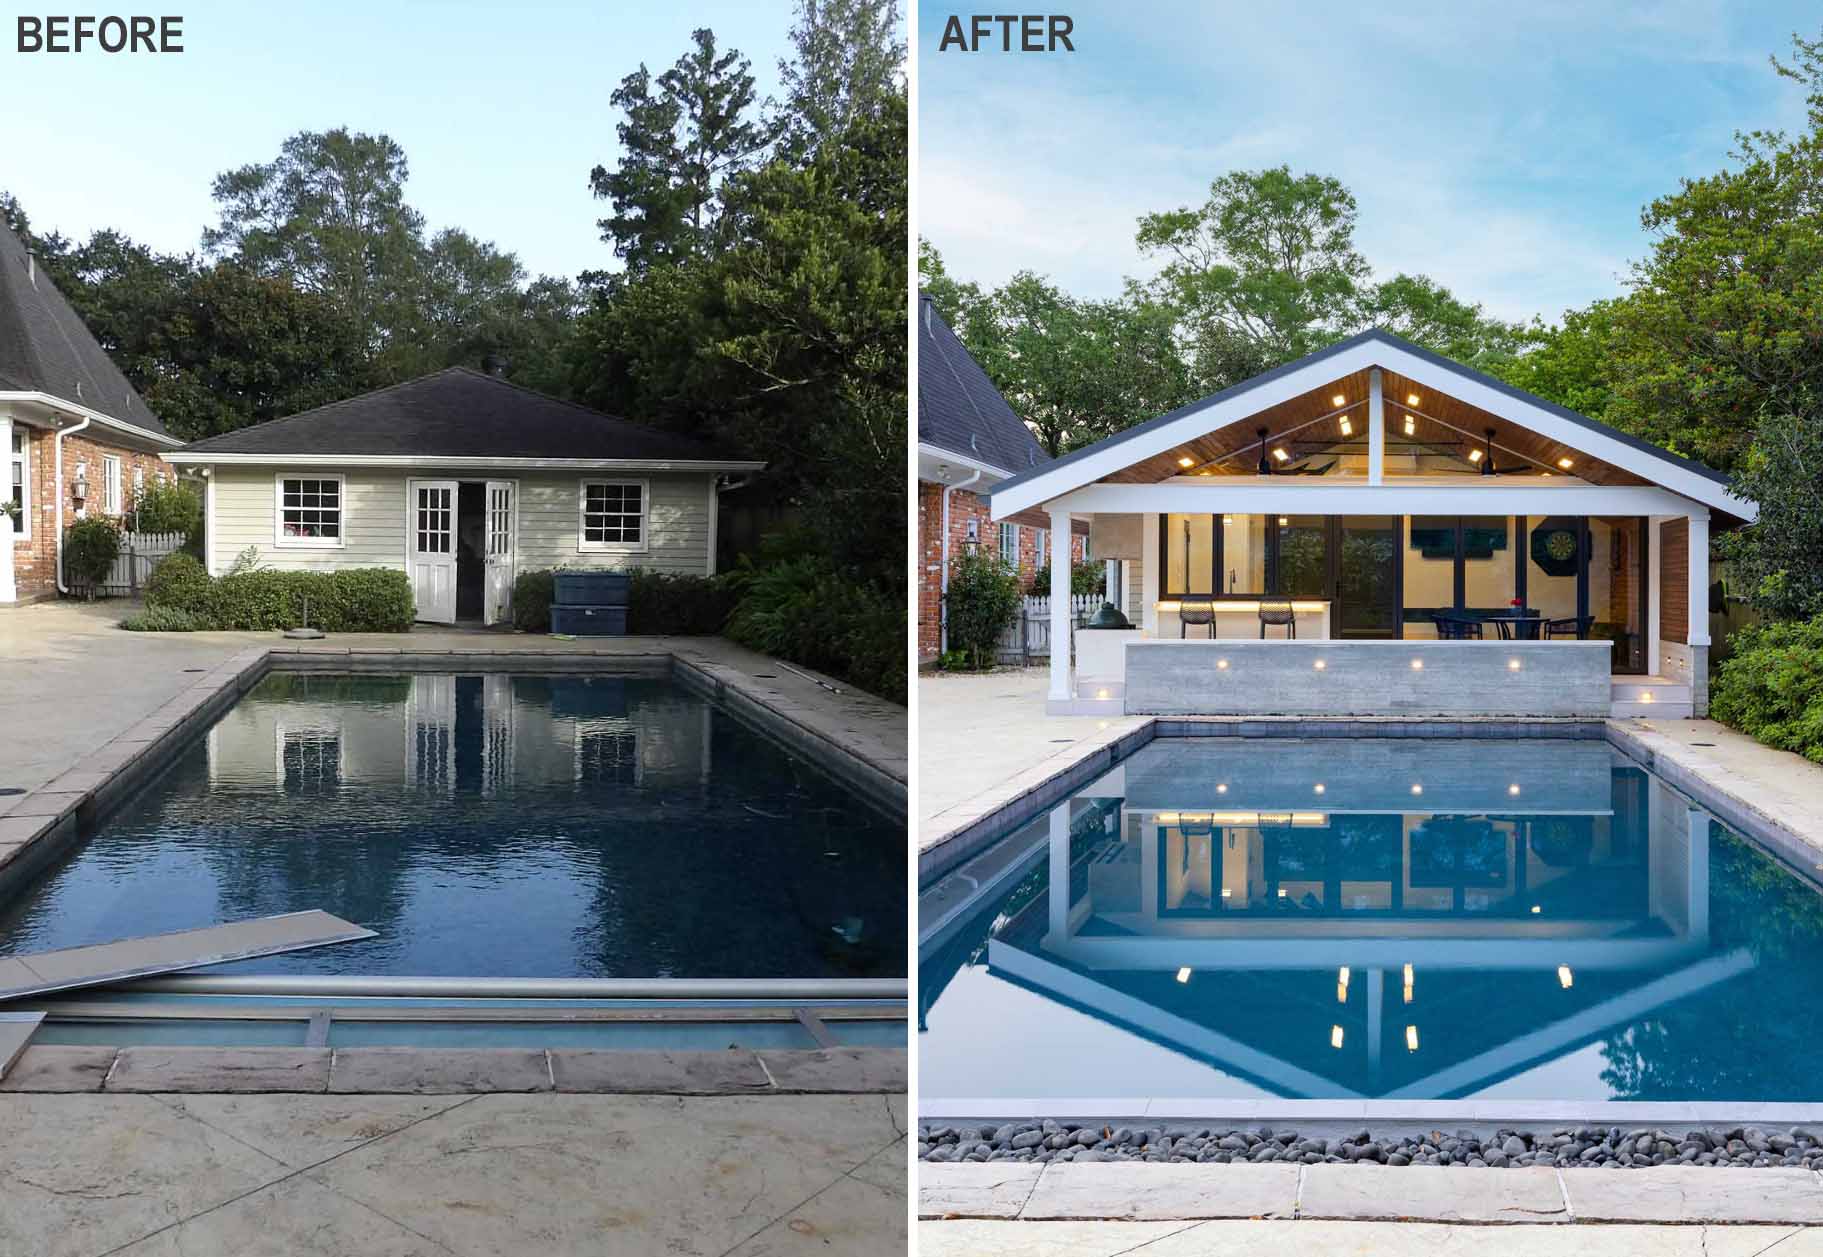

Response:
(102, 455), (123, 515)
(6, 428), (28, 539)
(579, 480), (645, 550)
(132, 464), (144, 504)
(997, 521), (1017, 566)
(1034, 528), (1048, 570)
(277, 476), (343, 545)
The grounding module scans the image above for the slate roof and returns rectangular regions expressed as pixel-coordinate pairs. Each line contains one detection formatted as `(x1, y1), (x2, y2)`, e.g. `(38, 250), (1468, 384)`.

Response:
(0, 219), (173, 440)
(173, 367), (756, 463)
(993, 327), (1733, 498)
(918, 292), (1047, 476)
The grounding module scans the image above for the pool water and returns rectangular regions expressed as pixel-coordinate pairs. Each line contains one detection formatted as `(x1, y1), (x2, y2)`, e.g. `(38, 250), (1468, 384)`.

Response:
(920, 736), (1823, 1102)
(0, 673), (904, 980)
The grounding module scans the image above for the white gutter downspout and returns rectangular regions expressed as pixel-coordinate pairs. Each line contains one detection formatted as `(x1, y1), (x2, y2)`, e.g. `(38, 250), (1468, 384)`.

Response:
(938, 468), (983, 654)
(54, 413), (92, 595)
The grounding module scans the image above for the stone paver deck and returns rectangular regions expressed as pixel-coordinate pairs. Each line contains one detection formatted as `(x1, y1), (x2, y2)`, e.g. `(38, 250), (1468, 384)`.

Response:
(0, 1089), (905, 1257)
(921, 1161), (1823, 1226)
(919, 1219), (1823, 1255)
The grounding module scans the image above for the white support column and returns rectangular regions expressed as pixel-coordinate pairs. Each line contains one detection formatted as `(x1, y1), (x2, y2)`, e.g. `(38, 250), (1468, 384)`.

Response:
(1687, 513), (1709, 646)
(1048, 504), (1072, 702)
(0, 414), (14, 605)
(1647, 516), (1663, 678)
(1141, 512), (1159, 634)
(1368, 368), (1385, 485)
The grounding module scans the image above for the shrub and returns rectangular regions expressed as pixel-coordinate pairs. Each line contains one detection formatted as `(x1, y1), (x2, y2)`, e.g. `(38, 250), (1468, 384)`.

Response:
(119, 606), (206, 632)
(627, 570), (738, 635)
(143, 553), (413, 632)
(725, 556), (905, 703)
(513, 569), (556, 632)
(944, 546), (1023, 670)
(145, 552), (215, 616)
(63, 515), (122, 595)
(1029, 561), (1105, 598)
(1710, 616), (1823, 763)
(129, 481), (203, 540)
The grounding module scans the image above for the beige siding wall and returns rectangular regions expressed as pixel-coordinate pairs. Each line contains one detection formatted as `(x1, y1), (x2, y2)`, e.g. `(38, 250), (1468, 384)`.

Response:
(208, 467), (713, 576)
(515, 471), (712, 575)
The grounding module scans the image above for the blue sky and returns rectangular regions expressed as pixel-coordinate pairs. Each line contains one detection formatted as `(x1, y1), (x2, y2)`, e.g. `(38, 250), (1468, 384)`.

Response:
(918, 2), (1817, 323)
(3, 1), (800, 281)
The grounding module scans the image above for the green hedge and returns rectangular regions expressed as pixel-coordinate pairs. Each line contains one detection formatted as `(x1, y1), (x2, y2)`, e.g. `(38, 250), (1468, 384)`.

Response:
(724, 556), (905, 704)
(120, 606), (206, 632)
(1710, 616), (1823, 763)
(143, 553), (414, 632)
(511, 568), (737, 635)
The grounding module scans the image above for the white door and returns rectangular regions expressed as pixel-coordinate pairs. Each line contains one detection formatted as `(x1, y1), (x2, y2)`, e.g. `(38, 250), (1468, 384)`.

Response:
(408, 479), (458, 623)
(483, 480), (515, 625)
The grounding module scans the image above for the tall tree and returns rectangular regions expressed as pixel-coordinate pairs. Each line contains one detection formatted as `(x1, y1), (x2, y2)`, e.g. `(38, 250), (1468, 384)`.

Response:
(589, 29), (771, 272)
(203, 129), (425, 353)
(774, 0), (904, 155)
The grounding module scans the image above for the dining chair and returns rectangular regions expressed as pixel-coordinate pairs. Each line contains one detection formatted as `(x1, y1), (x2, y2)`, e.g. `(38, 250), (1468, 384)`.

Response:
(1179, 598), (1215, 639)
(1259, 600), (1296, 639)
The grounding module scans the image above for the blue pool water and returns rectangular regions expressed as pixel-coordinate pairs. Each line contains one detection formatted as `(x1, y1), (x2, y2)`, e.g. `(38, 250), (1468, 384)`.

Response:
(0, 673), (904, 979)
(920, 736), (1823, 1102)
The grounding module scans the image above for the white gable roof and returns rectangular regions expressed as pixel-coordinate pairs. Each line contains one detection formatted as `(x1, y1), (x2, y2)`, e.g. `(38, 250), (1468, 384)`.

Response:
(990, 330), (1755, 523)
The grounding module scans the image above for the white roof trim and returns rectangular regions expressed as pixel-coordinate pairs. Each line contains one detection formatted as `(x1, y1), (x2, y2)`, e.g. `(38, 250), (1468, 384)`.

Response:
(990, 337), (1755, 522)
(1044, 479), (1710, 521)
(0, 390), (183, 448)
(164, 453), (767, 472)
(918, 441), (1021, 484)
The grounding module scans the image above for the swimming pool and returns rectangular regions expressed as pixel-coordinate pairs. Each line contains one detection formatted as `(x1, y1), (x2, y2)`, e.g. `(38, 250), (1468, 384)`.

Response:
(0, 672), (905, 981)
(919, 736), (1823, 1103)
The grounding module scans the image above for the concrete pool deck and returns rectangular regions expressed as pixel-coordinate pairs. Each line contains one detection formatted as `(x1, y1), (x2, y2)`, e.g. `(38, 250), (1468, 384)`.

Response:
(0, 1087), (906, 1256)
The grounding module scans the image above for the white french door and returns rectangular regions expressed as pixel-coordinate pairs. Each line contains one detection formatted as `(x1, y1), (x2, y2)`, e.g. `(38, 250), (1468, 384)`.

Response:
(408, 479), (458, 623)
(483, 480), (515, 625)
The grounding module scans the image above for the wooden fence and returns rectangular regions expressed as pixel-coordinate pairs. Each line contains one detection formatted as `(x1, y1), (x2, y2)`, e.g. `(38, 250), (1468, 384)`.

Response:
(995, 594), (1101, 664)
(95, 530), (186, 598)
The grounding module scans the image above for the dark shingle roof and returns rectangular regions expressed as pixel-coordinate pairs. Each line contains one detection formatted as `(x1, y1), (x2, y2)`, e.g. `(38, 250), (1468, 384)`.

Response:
(918, 292), (1047, 475)
(0, 219), (171, 439)
(175, 367), (755, 462)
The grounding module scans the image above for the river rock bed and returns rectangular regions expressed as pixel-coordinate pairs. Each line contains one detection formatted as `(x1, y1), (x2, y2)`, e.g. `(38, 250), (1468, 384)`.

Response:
(918, 1121), (1823, 1169)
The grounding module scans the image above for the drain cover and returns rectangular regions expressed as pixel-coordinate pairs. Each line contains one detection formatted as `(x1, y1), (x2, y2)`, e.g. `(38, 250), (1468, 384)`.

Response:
(1690, 742), (1716, 747)
(181, 668), (206, 673)
(0, 787), (23, 797)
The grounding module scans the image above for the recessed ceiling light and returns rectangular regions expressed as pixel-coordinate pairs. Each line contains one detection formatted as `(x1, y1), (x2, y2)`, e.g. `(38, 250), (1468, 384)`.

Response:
(1468, 448), (1484, 463)
(1272, 447), (1290, 462)
(1403, 416), (1416, 435)
(1177, 456), (1194, 468)
(1278, 516), (1289, 525)
(1331, 394), (1346, 407)
(1339, 417), (1353, 436)
(1558, 457), (1574, 469)
(1407, 393), (1420, 406)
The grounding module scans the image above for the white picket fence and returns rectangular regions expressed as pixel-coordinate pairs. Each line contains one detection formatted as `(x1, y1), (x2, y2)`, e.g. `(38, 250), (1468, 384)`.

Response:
(996, 594), (1102, 663)
(95, 530), (186, 597)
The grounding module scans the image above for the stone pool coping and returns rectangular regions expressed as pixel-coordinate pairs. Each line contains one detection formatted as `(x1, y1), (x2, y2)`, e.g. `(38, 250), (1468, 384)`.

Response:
(919, 1160), (1823, 1225)
(0, 635), (905, 903)
(1, 1044), (906, 1095)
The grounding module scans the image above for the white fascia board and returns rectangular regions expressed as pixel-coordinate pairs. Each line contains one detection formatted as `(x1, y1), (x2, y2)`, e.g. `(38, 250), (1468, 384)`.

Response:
(163, 453), (767, 473)
(989, 338), (1755, 522)
(917, 442), (1017, 485)
(1047, 479), (1710, 520)
(0, 391), (183, 449)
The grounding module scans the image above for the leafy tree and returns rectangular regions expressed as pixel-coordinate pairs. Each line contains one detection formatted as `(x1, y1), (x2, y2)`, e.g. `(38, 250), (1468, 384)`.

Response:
(774, 0), (904, 155)
(589, 29), (771, 272)
(944, 544), (1022, 669)
(204, 129), (425, 354)
(1488, 302), (1624, 419)
(916, 239), (982, 328)
(1723, 407), (1823, 619)
(1357, 272), (1528, 370)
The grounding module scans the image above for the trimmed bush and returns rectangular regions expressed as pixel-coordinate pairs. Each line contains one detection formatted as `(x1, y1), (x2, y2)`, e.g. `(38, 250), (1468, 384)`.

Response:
(63, 516), (122, 595)
(1710, 616), (1823, 763)
(143, 553), (412, 632)
(513, 569), (556, 632)
(944, 546), (1023, 670)
(119, 606), (206, 632)
(129, 481), (203, 540)
(627, 571), (738, 635)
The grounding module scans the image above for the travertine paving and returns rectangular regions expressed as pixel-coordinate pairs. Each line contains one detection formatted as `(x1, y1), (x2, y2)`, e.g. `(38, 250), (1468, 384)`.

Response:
(0, 1091), (907, 1257)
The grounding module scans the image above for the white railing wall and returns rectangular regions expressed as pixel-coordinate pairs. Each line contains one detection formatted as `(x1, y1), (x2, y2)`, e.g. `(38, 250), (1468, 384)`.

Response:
(96, 530), (186, 597)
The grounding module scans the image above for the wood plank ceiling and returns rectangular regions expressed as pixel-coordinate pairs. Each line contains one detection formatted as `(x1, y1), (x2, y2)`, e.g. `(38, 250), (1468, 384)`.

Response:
(1099, 365), (1650, 487)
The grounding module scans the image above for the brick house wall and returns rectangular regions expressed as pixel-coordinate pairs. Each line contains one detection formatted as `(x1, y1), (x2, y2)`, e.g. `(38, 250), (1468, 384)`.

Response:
(9, 425), (172, 600)
(918, 477), (1089, 662)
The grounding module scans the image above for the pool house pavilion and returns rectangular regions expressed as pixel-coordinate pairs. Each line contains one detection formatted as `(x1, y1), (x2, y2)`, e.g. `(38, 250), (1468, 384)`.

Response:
(989, 331), (1755, 720)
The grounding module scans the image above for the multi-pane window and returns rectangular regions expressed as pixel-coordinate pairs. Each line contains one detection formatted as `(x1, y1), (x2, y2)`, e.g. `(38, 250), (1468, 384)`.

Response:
(7, 429), (28, 539)
(280, 476), (343, 544)
(580, 480), (644, 549)
(997, 521), (1017, 566)
(1034, 528), (1048, 570)
(102, 455), (123, 515)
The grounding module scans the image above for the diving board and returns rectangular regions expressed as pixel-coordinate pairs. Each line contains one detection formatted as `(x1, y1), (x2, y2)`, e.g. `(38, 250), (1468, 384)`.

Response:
(0, 911), (376, 1002)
